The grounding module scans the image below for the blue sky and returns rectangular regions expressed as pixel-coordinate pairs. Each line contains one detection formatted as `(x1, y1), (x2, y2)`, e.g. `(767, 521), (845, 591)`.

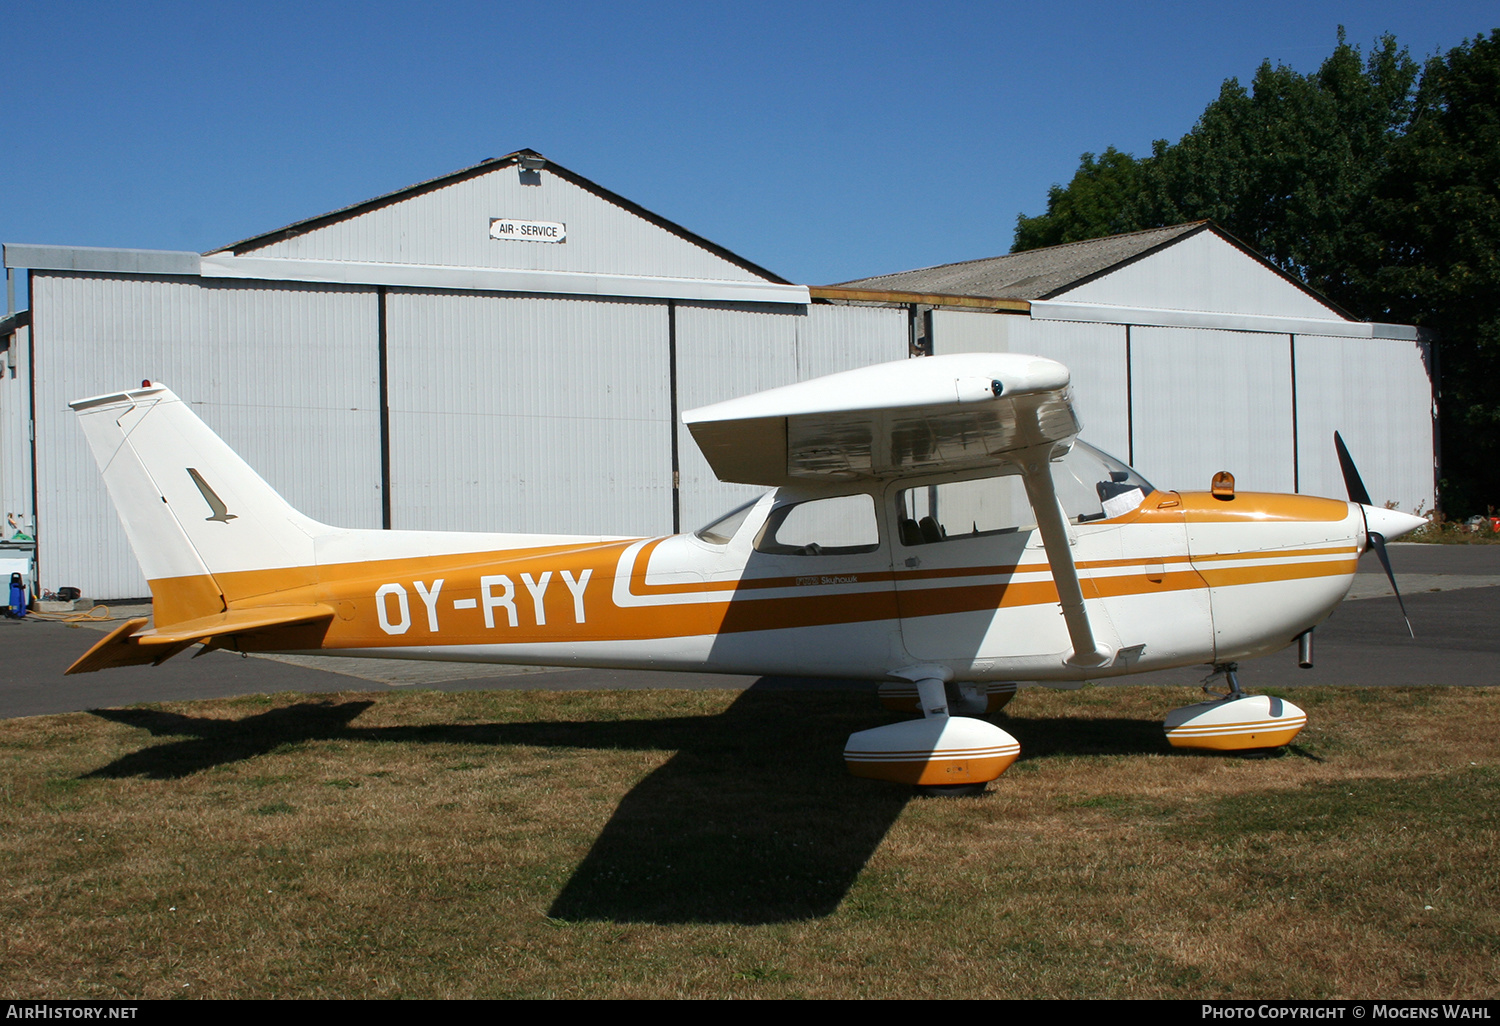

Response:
(2, 1), (1496, 289)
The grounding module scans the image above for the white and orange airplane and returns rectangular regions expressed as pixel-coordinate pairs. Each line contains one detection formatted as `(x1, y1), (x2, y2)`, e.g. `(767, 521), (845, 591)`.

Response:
(67, 353), (1424, 791)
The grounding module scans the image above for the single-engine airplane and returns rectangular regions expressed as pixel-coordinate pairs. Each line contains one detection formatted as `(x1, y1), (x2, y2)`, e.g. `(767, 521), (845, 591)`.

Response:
(67, 353), (1424, 790)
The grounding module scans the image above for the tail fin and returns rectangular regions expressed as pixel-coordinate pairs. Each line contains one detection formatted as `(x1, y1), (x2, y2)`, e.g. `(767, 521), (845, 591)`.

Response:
(71, 384), (327, 626)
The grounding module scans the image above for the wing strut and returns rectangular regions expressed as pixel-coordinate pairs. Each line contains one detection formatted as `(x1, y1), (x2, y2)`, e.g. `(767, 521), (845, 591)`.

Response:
(1019, 446), (1111, 668)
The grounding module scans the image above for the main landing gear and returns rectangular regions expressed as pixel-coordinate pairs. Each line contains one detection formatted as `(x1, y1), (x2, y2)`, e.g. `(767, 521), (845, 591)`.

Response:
(844, 672), (1021, 793)
(1162, 663), (1307, 752)
(844, 662), (1309, 792)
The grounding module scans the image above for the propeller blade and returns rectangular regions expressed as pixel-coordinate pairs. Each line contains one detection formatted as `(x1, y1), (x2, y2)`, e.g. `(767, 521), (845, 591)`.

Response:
(1335, 431), (1414, 638)
(1334, 432), (1372, 507)
(1366, 531), (1415, 638)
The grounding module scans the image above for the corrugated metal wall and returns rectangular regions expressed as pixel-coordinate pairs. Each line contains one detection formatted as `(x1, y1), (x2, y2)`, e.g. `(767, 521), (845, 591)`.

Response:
(385, 290), (673, 537)
(798, 304), (908, 381)
(24, 273), (908, 596)
(934, 311), (1434, 508)
(674, 302), (906, 531)
(1, 325), (31, 537)
(1128, 326), (1296, 494)
(932, 310), (1131, 460)
(31, 272), (382, 598)
(675, 302), (803, 531)
(1293, 334), (1435, 513)
(19, 258), (1435, 600)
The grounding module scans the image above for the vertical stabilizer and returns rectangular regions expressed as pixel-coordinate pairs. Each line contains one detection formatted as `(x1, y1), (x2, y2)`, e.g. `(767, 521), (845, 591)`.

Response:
(71, 384), (328, 624)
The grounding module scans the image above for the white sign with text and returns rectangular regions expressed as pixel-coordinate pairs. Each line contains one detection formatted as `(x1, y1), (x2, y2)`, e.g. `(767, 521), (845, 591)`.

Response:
(489, 218), (567, 243)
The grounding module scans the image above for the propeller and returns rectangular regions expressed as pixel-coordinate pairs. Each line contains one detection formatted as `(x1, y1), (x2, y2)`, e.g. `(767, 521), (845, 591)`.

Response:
(1335, 432), (1413, 637)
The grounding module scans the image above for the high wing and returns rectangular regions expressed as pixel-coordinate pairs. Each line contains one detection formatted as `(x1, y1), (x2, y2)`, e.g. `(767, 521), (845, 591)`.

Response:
(682, 353), (1079, 486)
(683, 353), (1109, 667)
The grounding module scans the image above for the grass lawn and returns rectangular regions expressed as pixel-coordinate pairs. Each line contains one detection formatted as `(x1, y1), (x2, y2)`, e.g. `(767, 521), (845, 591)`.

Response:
(1, 685), (1496, 999)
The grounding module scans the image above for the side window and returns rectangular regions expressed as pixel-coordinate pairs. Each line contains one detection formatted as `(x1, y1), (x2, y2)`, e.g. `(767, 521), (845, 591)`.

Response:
(755, 494), (880, 556)
(694, 496), (763, 545)
(897, 474), (1035, 546)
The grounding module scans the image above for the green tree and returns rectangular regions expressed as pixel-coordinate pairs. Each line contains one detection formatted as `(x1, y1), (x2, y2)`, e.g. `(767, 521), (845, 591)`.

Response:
(1375, 31), (1500, 513)
(1136, 32), (1418, 310)
(1015, 31), (1419, 313)
(1009, 30), (1500, 514)
(1011, 147), (1148, 251)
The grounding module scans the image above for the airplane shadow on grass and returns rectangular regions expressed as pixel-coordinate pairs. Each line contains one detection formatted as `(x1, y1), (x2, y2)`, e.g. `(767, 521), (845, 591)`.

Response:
(86, 682), (1184, 925)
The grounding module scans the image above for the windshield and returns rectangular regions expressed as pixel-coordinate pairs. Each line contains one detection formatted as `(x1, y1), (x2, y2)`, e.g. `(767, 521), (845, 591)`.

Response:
(1053, 441), (1155, 523)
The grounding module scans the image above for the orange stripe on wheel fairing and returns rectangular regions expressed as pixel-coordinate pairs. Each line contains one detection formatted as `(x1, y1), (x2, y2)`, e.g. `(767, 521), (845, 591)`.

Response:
(845, 753), (1021, 785)
(1165, 727), (1305, 751)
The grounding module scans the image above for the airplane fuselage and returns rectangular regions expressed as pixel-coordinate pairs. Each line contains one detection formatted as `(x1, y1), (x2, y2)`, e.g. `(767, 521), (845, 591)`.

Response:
(172, 485), (1364, 684)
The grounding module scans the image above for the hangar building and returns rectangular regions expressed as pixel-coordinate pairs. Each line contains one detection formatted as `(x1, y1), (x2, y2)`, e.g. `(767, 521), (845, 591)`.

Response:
(834, 222), (1435, 517)
(1, 153), (1433, 601)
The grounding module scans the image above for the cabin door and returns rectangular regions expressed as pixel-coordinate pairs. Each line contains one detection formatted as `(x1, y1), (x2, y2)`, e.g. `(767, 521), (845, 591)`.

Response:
(887, 475), (1075, 666)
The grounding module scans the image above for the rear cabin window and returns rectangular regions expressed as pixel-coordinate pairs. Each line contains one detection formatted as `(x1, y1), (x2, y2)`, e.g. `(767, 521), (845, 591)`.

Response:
(754, 494), (880, 556)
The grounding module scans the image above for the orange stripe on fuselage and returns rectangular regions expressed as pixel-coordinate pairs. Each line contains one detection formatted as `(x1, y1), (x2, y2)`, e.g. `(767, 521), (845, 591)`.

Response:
(143, 514), (1359, 651)
(1194, 556), (1358, 588)
(1187, 545), (1357, 564)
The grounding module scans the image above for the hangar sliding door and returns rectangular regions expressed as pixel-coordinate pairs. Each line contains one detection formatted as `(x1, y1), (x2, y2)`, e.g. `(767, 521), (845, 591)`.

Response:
(384, 290), (674, 537)
(1128, 326), (1295, 494)
(31, 273), (382, 599)
(674, 302), (906, 532)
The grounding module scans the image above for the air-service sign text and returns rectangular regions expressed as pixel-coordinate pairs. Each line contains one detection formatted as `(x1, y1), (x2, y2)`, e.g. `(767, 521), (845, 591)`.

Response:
(490, 218), (567, 243)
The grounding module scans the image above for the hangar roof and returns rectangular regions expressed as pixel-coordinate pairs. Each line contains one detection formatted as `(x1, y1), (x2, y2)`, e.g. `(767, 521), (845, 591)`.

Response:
(834, 223), (1201, 299)
(830, 221), (1353, 320)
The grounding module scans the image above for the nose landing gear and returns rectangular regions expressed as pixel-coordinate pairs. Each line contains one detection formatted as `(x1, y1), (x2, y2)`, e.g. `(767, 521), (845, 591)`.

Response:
(1163, 663), (1307, 751)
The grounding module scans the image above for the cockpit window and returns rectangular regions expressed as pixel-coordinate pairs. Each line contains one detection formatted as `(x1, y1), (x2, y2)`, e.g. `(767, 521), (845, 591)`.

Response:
(897, 473), (1035, 546)
(896, 441), (1155, 545)
(694, 497), (762, 545)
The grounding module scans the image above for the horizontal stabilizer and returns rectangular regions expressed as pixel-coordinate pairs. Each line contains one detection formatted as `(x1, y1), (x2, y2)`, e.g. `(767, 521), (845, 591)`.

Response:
(66, 605), (335, 675)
